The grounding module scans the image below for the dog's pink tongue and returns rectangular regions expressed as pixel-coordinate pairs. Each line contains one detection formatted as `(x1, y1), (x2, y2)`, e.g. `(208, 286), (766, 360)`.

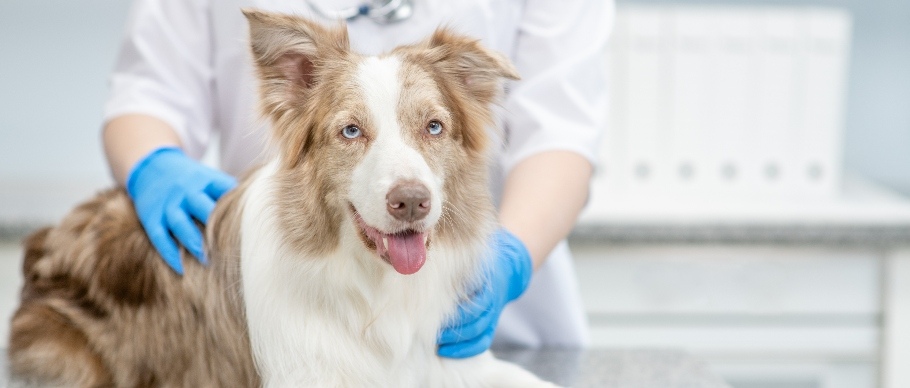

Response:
(386, 232), (426, 275)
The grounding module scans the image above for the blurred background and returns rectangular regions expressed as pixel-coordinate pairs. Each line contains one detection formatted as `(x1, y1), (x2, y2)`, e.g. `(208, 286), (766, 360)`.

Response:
(2, 1), (910, 387)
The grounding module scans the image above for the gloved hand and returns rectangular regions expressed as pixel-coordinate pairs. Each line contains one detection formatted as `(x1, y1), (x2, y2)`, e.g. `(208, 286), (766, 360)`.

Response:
(126, 147), (237, 275)
(437, 228), (533, 358)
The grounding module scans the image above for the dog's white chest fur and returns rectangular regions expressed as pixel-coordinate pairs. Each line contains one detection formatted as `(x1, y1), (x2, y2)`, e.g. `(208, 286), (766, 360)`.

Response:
(240, 163), (479, 387)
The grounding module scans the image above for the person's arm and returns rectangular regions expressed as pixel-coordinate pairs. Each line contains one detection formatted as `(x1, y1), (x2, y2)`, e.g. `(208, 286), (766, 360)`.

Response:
(101, 0), (237, 274)
(104, 0), (216, 168)
(498, 150), (591, 270)
(103, 114), (183, 186)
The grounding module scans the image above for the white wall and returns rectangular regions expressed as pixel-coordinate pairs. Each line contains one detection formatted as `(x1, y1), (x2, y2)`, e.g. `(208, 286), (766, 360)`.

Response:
(0, 0), (130, 224)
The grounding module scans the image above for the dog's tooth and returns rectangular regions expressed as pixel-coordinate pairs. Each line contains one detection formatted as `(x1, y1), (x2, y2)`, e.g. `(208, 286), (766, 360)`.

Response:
(423, 235), (428, 245)
(382, 237), (388, 248)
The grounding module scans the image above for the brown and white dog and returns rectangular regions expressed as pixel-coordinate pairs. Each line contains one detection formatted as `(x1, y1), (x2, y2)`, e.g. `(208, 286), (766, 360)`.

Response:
(7, 9), (558, 388)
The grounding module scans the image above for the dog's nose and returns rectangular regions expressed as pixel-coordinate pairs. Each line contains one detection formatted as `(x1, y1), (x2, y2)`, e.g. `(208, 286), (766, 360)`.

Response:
(386, 180), (431, 222)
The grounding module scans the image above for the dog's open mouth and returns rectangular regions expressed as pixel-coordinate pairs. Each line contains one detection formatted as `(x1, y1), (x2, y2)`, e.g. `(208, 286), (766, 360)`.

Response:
(352, 210), (428, 275)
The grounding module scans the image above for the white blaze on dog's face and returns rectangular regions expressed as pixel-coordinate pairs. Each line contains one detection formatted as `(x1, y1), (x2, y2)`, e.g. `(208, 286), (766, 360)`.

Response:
(244, 10), (519, 275)
(345, 56), (448, 275)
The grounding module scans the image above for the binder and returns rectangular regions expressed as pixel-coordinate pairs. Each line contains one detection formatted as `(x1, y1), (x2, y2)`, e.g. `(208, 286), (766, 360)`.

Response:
(600, 5), (851, 201)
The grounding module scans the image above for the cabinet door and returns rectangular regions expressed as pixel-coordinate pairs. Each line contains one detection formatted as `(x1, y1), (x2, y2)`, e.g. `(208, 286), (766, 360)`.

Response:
(571, 244), (880, 388)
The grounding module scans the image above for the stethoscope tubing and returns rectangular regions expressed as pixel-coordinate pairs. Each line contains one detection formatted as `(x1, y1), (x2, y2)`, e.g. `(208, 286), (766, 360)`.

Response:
(307, 0), (413, 24)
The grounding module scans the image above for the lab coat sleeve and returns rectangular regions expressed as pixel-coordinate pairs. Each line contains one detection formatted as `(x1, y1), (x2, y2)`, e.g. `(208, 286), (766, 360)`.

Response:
(103, 0), (214, 160)
(500, 0), (613, 172)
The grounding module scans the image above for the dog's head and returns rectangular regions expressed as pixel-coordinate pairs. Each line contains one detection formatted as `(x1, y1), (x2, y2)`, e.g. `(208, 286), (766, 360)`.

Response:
(244, 10), (518, 275)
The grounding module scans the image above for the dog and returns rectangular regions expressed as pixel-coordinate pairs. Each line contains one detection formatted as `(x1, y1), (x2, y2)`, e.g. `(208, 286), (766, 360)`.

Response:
(7, 9), (558, 387)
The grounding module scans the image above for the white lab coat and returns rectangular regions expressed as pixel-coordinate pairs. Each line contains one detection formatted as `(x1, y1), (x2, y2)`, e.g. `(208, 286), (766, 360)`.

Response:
(104, 0), (612, 348)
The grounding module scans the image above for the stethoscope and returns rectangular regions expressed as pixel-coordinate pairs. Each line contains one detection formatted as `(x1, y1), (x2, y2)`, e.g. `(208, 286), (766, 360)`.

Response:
(307, 0), (413, 24)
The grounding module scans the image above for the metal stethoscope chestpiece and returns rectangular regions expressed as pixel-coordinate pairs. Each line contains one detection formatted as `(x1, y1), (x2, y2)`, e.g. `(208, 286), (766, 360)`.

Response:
(307, 0), (413, 24)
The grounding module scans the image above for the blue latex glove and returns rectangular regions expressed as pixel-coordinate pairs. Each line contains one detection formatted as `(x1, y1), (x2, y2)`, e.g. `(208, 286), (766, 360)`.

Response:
(126, 147), (237, 275)
(437, 228), (533, 358)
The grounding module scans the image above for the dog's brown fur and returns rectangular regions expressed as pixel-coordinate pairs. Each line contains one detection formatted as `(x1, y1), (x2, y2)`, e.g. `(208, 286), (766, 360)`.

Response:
(8, 187), (258, 387)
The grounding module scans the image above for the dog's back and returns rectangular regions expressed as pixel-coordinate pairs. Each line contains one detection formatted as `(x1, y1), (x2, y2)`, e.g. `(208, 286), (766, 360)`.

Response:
(7, 188), (257, 387)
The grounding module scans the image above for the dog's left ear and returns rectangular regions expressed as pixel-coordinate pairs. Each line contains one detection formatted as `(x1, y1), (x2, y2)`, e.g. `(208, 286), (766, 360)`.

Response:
(243, 9), (349, 166)
(422, 28), (521, 104)
(243, 9), (349, 116)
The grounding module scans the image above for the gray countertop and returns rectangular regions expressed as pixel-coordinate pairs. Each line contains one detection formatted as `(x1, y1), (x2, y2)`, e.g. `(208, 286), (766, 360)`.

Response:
(6, 221), (910, 248)
(570, 222), (910, 247)
(2, 348), (728, 387)
(573, 178), (910, 247)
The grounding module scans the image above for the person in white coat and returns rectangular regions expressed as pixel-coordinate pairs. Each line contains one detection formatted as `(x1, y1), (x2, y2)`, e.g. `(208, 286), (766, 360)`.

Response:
(102, 0), (612, 355)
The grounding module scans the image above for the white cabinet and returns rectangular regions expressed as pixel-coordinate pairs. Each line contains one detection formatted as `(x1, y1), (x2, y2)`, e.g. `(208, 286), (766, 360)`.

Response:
(571, 244), (883, 388)
(573, 178), (910, 388)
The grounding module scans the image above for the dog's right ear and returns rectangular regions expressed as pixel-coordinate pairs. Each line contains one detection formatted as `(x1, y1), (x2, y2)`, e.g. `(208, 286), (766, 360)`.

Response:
(243, 9), (349, 118)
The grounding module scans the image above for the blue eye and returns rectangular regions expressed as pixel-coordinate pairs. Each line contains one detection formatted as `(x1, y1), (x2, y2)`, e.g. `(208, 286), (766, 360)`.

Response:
(342, 124), (362, 139)
(427, 120), (443, 136)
